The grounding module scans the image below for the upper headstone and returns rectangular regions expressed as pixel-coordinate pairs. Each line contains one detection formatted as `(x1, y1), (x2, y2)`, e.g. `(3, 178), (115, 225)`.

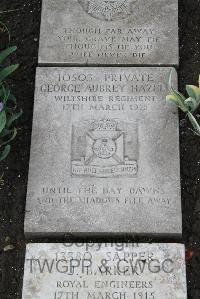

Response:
(22, 243), (187, 299)
(38, 0), (178, 66)
(25, 66), (181, 237)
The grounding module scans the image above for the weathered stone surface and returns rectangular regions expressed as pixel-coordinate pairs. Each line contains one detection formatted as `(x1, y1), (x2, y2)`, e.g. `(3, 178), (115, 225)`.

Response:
(38, 0), (178, 65)
(25, 67), (181, 237)
(22, 243), (187, 299)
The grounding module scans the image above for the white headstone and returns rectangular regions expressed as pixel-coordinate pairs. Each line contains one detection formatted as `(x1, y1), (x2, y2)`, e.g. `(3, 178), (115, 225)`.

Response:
(25, 67), (181, 237)
(38, 0), (178, 66)
(22, 243), (187, 299)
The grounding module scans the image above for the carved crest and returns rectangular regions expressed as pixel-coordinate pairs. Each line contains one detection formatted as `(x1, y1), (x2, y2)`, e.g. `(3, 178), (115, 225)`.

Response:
(71, 119), (138, 177)
(78, 0), (136, 21)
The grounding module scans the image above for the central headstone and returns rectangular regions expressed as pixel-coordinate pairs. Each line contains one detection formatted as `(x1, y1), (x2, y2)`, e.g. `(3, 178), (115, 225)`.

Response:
(25, 67), (181, 237)
(22, 243), (187, 299)
(38, 0), (178, 65)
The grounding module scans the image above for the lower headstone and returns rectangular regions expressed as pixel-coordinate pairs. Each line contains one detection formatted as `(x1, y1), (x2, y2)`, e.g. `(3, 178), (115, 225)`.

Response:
(22, 243), (187, 299)
(25, 67), (181, 237)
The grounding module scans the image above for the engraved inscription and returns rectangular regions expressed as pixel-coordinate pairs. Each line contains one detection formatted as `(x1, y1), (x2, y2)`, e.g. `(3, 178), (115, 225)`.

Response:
(71, 119), (138, 177)
(25, 67), (181, 236)
(39, 0), (178, 65)
(22, 244), (187, 299)
(78, 0), (136, 21)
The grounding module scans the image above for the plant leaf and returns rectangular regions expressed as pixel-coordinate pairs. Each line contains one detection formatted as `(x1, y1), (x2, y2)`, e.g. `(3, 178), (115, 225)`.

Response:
(6, 109), (22, 128)
(187, 112), (200, 136)
(0, 145), (11, 162)
(167, 69), (174, 90)
(171, 88), (186, 105)
(186, 85), (200, 102)
(0, 64), (19, 83)
(0, 111), (6, 134)
(168, 69), (186, 104)
(1, 128), (17, 147)
(166, 94), (188, 112)
(0, 83), (10, 103)
(0, 46), (17, 65)
(166, 94), (178, 106)
(185, 97), (199, 112)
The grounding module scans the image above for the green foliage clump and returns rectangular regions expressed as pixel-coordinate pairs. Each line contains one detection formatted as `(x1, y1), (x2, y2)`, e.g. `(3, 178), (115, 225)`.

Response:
(0, 23), (22, 162)
(166, 70), (200, 136)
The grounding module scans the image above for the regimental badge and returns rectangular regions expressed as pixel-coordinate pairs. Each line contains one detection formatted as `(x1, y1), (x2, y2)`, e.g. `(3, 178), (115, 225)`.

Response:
(71, 119), (138, 178)
(78, 0), (136, 21)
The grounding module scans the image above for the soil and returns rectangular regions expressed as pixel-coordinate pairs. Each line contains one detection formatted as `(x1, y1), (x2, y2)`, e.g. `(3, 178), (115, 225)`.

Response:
(0, 0), (200, 298)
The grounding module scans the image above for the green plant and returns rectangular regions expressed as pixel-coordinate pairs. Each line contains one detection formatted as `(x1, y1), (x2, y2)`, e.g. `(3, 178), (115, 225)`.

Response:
(0, 23), (22, 161)
(166, 71), (200, 136)
(0, 173), (4, 189)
